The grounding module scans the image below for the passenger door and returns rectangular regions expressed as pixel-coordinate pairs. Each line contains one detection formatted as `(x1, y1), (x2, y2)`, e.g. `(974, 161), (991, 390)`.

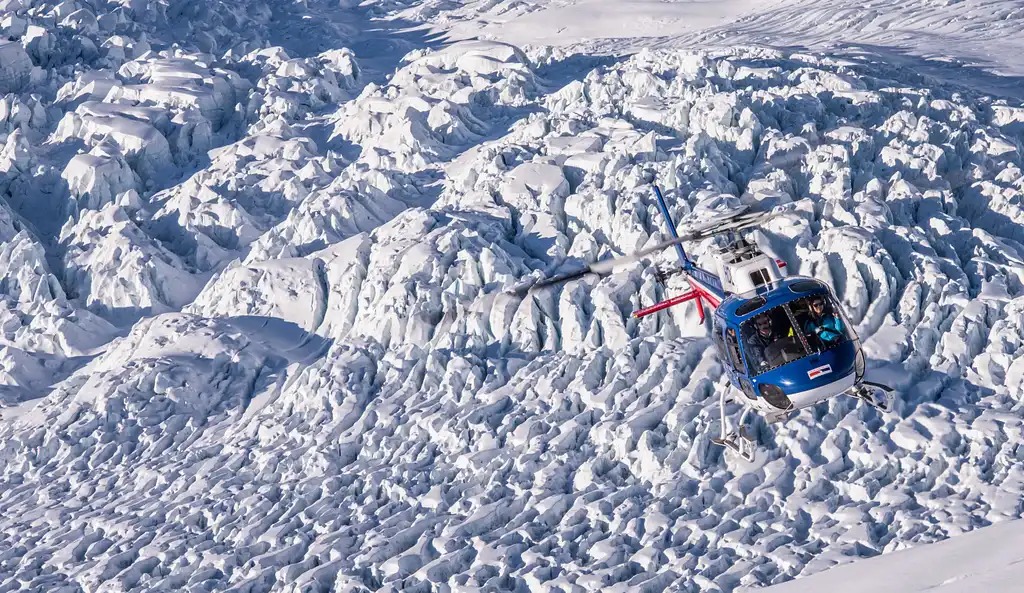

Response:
(712, 318), (728, 362)
(725, 327), (744, 373)
(724, 327), (746, 387)
(725, 327), (758, 400)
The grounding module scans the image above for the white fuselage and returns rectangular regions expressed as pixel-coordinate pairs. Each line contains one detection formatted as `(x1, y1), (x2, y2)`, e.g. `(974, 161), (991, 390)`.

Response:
(714, 243), (787, 295)
(751, 371), (857, 422)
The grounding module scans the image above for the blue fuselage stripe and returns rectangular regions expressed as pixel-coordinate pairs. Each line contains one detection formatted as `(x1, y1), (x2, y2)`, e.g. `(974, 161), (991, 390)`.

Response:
(686, 264), (726, 299)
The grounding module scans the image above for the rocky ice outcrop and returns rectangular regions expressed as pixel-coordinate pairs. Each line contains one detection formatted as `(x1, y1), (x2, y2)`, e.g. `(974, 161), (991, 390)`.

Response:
(110, 54), (251, 131)
(0, 202), (116, 359)
(241, 165), (412, 263)
(0, 94), (47, 140)
(49, 51), (251, 196)
(187, 257), (328, 332)
(0, 41), (31, 94)
(147, 127), (335, 270)
(60, 205), (202, 323)
(53, 103), (173, 181)
(331, 41), (536, 171)
(62, 138), (140, 212)
(245, 46), (360, 124)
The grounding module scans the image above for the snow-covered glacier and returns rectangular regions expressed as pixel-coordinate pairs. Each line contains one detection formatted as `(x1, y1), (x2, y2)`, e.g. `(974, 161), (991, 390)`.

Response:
(0, 0), (1023, 591)
(754, 515), (1024, 592)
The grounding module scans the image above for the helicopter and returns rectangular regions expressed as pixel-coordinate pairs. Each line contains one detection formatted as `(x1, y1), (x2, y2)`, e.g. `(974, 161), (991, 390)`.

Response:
(529, 183), (893, 462)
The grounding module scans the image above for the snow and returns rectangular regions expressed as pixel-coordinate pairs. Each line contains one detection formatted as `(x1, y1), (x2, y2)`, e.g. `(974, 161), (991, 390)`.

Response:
(53, 107), (174, 180)
(429, 0), (1024, 97)
(62, 140), (140, 212)
(0, 41), (31, 93)
(754, 517), (1024, 593)
(61, 204), (204, 324)
(0, 0), (1020, 590)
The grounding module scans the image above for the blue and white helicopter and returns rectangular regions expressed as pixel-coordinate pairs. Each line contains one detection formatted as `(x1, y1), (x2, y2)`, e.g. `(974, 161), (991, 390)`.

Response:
(531, 184), (893, 462)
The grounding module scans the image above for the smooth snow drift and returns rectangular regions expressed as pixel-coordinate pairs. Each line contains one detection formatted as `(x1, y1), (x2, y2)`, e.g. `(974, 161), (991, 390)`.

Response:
(425, 0), (1024, 98)
(0, 0), (1021, 591)
(754, 517), (1024, 593)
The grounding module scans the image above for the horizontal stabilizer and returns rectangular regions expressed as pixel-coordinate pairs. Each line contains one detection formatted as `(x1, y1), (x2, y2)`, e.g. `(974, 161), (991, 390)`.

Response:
(633, 290), (702, 318)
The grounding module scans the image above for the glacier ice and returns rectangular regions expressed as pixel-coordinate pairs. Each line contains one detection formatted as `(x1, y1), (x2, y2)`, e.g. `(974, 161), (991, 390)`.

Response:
(0, 0), (1019, 591)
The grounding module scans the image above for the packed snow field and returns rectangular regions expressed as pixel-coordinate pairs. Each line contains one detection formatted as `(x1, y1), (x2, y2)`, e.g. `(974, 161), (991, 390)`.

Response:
(0, 0), (1023, 591)
(422, 0), (1024, 97)
(755, 516), (1024, 593)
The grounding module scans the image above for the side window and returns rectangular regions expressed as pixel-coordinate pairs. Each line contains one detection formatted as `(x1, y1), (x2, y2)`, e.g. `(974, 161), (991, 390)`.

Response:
(739, 377), (757, 400)
(725, 327), (745, 372)
(749, 268), (771, 287)
(712, 324), (727, 361)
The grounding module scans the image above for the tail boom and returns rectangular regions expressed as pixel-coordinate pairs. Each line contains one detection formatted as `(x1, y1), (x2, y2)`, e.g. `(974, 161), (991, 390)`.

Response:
(685, 266), (725, 305)
(635, 185), (725, 324)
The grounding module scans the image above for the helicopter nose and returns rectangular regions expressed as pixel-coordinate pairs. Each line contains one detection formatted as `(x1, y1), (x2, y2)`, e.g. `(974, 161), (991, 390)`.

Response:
(788, 371), (857, 409)
(789, 386), (833, 409)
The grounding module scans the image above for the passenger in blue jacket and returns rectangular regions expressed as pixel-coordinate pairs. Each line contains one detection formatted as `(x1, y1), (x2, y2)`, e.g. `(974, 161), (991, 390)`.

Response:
(803, 296), (844, 349)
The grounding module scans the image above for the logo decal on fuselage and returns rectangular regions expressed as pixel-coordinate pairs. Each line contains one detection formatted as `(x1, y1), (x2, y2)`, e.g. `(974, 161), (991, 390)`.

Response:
(807, 364), (832, 379)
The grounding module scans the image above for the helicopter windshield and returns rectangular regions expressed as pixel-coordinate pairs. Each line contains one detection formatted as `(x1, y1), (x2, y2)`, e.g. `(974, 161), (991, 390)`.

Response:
(790, 294), (854, 352)
(740, 294), (853, 376)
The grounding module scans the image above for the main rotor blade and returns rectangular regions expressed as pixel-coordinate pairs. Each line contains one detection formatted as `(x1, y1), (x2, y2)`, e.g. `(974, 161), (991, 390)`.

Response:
(529, 236), (689, 292)
(526, 207), (780, 293)
(678, 210), (778, 241)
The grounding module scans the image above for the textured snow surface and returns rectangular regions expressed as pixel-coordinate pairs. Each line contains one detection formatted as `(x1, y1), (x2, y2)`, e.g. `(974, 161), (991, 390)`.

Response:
(0, 0), (1023, 591)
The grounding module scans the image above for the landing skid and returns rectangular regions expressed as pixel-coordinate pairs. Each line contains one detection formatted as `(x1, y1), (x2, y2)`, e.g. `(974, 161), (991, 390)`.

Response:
(712, 426), (756, 462)
(713, 390), (757, 463)
(713, 380), (894, 464)
(848, 380), (892, 412)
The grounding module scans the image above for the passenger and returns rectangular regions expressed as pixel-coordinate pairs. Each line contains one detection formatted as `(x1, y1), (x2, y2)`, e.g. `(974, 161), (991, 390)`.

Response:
(803, 296), (845, 348)
(745, 313), (777, 372)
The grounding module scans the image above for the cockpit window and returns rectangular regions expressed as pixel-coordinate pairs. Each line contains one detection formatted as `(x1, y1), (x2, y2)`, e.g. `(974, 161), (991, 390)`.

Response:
(739, 293), (852, 377)
(789, 294), (854, 352)
(741, 305), (808, 375)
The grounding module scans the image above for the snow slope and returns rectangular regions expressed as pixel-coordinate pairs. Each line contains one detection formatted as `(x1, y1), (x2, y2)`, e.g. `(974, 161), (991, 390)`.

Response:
(754, 516), (1024, 593)
(424, 0), (1024, 98)
(0, 0), (1021, 591)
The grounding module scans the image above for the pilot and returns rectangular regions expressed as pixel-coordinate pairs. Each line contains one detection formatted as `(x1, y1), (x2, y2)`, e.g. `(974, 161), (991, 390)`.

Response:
(745, 313), (777, 371)
(804, 296), (844, 347)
